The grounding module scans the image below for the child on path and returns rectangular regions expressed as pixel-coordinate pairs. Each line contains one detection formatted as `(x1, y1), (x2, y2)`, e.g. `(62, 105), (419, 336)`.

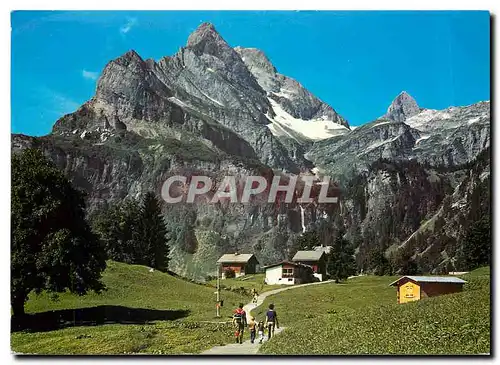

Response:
(251, 288), (258, 304)
(257, 320), (265, 344)
(248, 316), (257, 343)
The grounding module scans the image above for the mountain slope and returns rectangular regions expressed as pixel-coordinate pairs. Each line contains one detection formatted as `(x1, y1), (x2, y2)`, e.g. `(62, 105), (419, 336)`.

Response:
(308, 93), (490, 179)
(11, 24), (490, 279)
(235, 47), (350, 141)
(12, 23), (350, 279)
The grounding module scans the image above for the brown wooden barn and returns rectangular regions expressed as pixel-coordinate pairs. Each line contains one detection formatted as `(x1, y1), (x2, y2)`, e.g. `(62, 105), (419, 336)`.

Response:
(292, 250), (327, 281)
(217, 253), (259, 278)
(389, 276), (467, 304)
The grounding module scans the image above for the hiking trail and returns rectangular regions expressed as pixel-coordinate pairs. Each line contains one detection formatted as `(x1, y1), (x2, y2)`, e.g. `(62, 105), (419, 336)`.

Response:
(201, 278), (342, 355)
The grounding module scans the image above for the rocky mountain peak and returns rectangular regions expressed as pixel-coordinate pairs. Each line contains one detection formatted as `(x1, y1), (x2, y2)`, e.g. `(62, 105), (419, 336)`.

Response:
(195, 22), (217, 33)
(186, 22), (228, 52)
(385, 91), (420, 122)
(113, 49), (144, 66)
(234, 47), (277, 75)
(182, 22), (266, 103)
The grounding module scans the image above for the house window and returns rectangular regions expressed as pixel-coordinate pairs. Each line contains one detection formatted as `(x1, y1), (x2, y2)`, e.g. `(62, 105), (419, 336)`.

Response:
(282, 268), (294, 278)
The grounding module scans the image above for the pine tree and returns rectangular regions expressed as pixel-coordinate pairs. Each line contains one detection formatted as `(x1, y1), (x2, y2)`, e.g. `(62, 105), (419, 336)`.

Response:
(460, 215), (490, 270)
(327, 233), (357, 283)
(368, 246), (392, 276)
(295, 230), (320, 251)
(91, 199), (142, 264)
(140, 192), (170, 272)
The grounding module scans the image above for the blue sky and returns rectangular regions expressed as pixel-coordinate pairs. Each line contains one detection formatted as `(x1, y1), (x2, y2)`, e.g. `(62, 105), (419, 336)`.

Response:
(11, 11), (490, 136)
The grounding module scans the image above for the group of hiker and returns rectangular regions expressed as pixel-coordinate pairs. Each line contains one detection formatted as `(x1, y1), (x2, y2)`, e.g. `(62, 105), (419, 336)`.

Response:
(232, 297), (279, 345)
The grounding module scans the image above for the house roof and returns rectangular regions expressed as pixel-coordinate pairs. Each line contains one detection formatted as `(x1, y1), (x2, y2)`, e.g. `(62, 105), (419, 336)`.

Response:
(389, 276), (467, 287)
(217, 253), (256, 264)
(262, 261), (313, 270)
(292, 250), (325, 261)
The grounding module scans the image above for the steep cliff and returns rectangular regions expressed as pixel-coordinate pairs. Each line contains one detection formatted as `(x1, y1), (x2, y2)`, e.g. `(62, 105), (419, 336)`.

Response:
(11, 23), (490, 279)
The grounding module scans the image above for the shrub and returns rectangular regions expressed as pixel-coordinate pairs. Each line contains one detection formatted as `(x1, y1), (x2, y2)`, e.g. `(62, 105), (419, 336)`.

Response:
(224, 268), (236, 279)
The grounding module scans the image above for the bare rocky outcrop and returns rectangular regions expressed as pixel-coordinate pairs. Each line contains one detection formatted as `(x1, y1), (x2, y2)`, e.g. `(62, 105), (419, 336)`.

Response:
(11, 23), (490, 279)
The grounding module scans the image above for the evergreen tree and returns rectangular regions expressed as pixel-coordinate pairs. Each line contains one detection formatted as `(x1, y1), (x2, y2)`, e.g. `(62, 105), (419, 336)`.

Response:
(140, 192), (170, 271)
(11, 149), (106, 316)
(295, 230), (320, 250)
(460, 216), (491, 270)
(400, 254), (420, 275)
(91, 199), (142, 264)
(92, 193), (169, 271)
(327, 233), (357, 283)
(391, 245), (420, 275)
(368, 247), (392, 276)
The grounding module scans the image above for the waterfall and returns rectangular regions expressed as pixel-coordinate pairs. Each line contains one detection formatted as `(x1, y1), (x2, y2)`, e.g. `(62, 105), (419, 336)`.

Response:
(300, 205), (306, 233)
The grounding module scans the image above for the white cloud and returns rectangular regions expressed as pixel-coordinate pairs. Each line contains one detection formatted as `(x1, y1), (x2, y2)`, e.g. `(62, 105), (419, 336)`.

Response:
(120, 17), (137, 34)
(35, 86), (81, 116)
(49, 92), (80, 116)
(82, 69), (98, 81)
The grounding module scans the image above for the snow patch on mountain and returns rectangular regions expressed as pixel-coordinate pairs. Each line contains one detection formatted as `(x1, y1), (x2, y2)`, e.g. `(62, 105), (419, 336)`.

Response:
(359, 135), (401, 156)
(405, 109), (454, 131)
(168, 97), (189, 109)
(266, 99), (349, 141)
(370, 120), (393, 128)
(198, 90), (224, 107)
(271, 89), (295, 99)
(265, 117), (303, 144)
(415, 135), (431, 145)
(467, 117), (480, 125)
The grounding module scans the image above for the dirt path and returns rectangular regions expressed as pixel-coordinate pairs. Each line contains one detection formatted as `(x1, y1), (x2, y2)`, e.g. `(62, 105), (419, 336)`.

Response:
(201, 279), (336, 355)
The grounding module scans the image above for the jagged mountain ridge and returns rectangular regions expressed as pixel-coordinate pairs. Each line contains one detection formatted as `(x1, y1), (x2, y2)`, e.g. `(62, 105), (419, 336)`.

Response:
(308, 93), (490, 180)
(52, 22), (349, 174)
(11, 22), (490, 279)
(12, 23), (351, 280)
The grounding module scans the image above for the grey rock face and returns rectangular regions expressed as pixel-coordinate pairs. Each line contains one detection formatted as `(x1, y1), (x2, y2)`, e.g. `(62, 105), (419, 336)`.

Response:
(11, 23), (490, 279)
(187, 23), (264, 96)
(384, 91), (421, 122)
(13, 23), (355, 279)
(310, 95), (490, 179)
(235, 47), (349, 127)
(407, 101), (490, 167)
(308, 119), (420, 180)
(234, 46), (349, 167)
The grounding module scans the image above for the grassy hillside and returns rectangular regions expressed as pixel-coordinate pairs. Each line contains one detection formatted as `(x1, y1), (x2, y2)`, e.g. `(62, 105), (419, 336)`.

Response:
(208, 273), (286, 294)
(11, 261), (248, 355)
(258, 268), (490, 355)
(252, 275), (397, 323)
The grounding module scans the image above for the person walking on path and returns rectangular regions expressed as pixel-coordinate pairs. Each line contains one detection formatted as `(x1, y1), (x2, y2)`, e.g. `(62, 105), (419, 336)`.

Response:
(264, 303), (279, 340)
(257, 320), (265, 344)
(248, 316), (257, 344)
(232, 303), (247, 344)
(251, 288), (259, 304)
